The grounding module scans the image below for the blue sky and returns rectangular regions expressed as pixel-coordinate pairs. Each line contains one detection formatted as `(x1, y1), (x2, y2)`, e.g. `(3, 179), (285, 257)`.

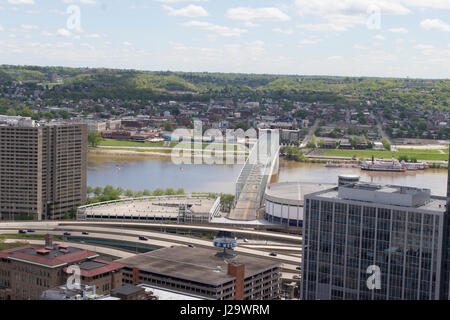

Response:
(0, 0), (449, 78)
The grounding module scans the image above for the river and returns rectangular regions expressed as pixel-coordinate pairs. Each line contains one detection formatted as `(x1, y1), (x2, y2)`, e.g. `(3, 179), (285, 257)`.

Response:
(88, 154), (448, 196)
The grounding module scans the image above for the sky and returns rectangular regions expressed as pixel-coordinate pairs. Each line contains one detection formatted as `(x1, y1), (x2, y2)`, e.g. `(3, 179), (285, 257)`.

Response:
(0, 0), (449, 78)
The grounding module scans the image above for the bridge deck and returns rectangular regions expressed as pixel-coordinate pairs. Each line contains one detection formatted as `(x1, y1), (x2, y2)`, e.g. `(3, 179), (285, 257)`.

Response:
(229, 131), (279, 221)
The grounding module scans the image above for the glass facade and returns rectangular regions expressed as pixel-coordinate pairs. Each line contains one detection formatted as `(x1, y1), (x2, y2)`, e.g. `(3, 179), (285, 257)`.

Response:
(440, 152), (450, 299)
(302, 195), (443, 300)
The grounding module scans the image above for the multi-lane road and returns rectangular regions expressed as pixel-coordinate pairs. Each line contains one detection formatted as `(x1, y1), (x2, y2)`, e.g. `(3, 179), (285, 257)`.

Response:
(0, 221), (302, 274)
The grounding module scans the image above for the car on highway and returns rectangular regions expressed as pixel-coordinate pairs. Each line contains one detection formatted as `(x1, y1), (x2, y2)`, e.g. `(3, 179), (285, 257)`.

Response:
(82, 232), (89, 235)
(27, 229), (35, 233)
(188, 244), (195, 248)
(269, 252), (277, 257)
(18, 230), (26, 234)
(139, 236), (148, 241)
(63, 232), (71, 236)
(243, 239), (249, 243)
(296, 266), (301, 271)
(293, 275), (301, 280)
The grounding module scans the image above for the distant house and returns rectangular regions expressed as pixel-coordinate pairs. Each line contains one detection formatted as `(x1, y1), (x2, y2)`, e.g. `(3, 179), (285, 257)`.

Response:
(355, 143), (369, 150)
(323, 140), (337, 149)
(373, 141), (384, 150)
(339, 140), (353, 149)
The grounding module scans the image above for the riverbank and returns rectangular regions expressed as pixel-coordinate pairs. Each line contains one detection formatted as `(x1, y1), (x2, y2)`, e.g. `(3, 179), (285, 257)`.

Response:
(89, 147), (249, 162)
(89, 148), (173, 158)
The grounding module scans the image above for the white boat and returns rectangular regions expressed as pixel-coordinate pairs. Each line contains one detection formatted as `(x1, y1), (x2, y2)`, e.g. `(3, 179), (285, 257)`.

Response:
(401, 161), (426, 171)
(361, 158), (406, 172)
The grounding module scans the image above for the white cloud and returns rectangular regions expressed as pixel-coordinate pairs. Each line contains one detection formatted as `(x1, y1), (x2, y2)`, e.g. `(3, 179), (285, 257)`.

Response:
(7, 0), (35, 4)
(296, 23), (347, 32)
(420, 19), (450, 32)
(182, 20), (247, 37)
(20, 24), (38, 30)
(272, 27), (294, 35)
(226, 7), (290, 24)
(85, 33), (102, 38)
(157, 0), (207, 2)
(327, 55), (343, 60)
(61, 0), (98, 5)
(0, 25), (4, 32)
(374, 34), (385, 40)
(389, 27), (408, 33)
(57, 28), (72, 37)
(397, 0), (450, 9)
(353, 44), (368, 49)
(298, 38), (322, 46)
(295, 0), (410, 31)
(163, 4), (209, 18)
(414, 44), (434, 50)
(49, 9), (66, 15)
(413, 43), (450, 64)
(123, 41), (132, 46)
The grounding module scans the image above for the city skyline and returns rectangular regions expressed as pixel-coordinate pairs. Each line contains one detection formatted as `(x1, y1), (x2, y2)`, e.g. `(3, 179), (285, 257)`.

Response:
(0, 0), (448, 78)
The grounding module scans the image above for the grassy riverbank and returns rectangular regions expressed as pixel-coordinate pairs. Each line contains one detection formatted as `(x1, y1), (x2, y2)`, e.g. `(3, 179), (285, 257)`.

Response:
(89, 147), (248, 158)
(100, 139), (240, 151)
(319, 148), (449, 161)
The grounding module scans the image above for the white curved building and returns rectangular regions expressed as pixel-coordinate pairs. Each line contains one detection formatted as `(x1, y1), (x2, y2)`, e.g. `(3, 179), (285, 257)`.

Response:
(264, 182), (334, 227)
(77, 196), (221, 224)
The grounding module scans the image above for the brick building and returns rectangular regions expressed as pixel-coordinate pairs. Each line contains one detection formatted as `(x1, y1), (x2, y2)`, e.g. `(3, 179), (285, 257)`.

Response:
(0, 235), (123, 300)
(119, 246), (281, 300)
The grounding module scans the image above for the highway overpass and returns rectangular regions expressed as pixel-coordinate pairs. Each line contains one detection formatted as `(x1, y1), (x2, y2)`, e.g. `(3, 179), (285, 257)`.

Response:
(0, 221), (302, 273)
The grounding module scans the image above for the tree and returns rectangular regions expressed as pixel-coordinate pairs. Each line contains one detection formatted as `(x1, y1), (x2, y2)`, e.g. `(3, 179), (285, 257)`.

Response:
(165, 188), (175, 195)
(93, 187), (103, 197)
(234, 122), (249, 131)
(176, 188), (185, 195)
(153, 188), (164, 196)
(306, 135), (316, 149)
(88, 132), (102, 147)
(103, 185), (115, 195)
(220, 194), (235, 212)
(125, 189), (134, 197)
(143, 189), (152, 196)
(381, 137), (391, 151)
(116, 187), (124, 196)
(162, 122), (174, 132)
(285, 146), (306, 162)
(69, 208), (77, 219)
(134, 191), (144, 198)
(318, 139), (325, 148)
(87, 186), (93, 194)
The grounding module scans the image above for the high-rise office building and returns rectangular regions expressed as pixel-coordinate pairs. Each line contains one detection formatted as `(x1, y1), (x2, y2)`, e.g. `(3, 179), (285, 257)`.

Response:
(0, 116), (87, 220)
(301, 181), (447, 300)
(439, 150), (450, 299)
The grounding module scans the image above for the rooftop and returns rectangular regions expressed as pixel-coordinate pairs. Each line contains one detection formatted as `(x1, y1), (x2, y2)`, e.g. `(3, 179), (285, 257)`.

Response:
(137, 284), (207, 300)
(80, 197), (216, 218)
(42, 284), (100, 300)
(111, 284), (145, 296)
(307, 182), (447, 212)
(265, 181), (335, 205)
(0, 244), (99, 268)
(118, 246), (281, 286)
(64, 258), (124, 277)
